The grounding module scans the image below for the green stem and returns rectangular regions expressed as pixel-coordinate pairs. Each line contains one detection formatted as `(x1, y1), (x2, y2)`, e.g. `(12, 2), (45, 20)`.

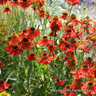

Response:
(27, 62), (32, 94)
(69, 4), (73, 18)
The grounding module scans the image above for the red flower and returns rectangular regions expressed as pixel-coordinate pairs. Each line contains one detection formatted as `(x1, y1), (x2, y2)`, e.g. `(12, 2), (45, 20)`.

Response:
(0, 80), (10, 91)
(47, 44), (57, 52)
(63, 52), (75, 62)
(8, 33), (20, 46)
(18, 29), (28, 38)
(78, 43), (89, 53)
(38, 52), (53, 65)
(63, 28), (76, 40)
(71, 78), (83, 90)
(62, 43), (74, 53)
(70, 68), (80, 80)
(60, 11), (68, 20)
(27, 52), (37, 61)
(82, 57), (96, 67)
(92, 67), (96, 78)
(71, 38), (78, 50)
(67, 0), (81, 5)
(6, 45), (23, 56)
(0, 62), (3, 68)
(0, 0), (7, 5)
(26, 27), (40, 39)
(61, 85), (76, 96)
(56, 79), (65, 86)
(38, 0), (45, 10)
(19, 37), (33, 50)
(78, 65), (94, 78)
(19, 0), (31, 8)
(67, 14), (82, 27)
(49, 31), (58, 37)
(45, 12), (51, 19)
(49, 16), (62, 32)
(76, 29), (83, 39)
(67, 59), (76, 69)
(10, 0), (20, 6)
(39, 8), (46, 17)
(81, 81), (96, 95)
(3, 7), (12, 13)
(58, 37), (68, 50)
(39, 36), (53, 47)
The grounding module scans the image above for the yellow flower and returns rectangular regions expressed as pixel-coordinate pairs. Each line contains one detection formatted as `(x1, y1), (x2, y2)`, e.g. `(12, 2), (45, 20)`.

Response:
(0, 91), (11, 96)
(77, 94), (81, 96)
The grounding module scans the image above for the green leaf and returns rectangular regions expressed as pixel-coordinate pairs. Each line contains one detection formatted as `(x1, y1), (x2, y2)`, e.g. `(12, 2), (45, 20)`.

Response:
(25, 66), (29, 77)
(5, 71), (15, 82)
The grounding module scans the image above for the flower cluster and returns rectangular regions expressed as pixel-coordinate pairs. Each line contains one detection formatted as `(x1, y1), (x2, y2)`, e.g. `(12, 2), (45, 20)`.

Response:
(1, 0), (96, 95)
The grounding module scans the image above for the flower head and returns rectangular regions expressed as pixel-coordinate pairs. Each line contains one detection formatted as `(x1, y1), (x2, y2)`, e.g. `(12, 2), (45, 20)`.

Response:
(38, 52), (53, 65)
(39, 36), (53, 46)
(27, 52), (37, 61)
(0, 80), (10, 91)
(3, 7), (12, 13)
(0, 91), (11, 96)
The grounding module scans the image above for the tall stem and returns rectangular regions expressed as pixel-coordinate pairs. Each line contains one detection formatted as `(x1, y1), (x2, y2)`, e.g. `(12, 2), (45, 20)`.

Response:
(69, 4), (73, 18)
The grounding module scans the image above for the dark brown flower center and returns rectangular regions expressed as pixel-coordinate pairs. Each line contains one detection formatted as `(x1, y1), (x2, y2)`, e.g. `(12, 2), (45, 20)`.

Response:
(43, 36), (47, 39)
(67, 29), (72, 33)
(59, 38), (65, 43)
(77, 67), (80, 70)
(56, 78), (59, 81)
(71, 14), (76, 20)
(23, 0), (27, 2)
(49, 45), (53, 49)
(71, 59), (75, 63)
(86, 16), (89, 19)
(30, 53), (34, 57)
(86, 31), (90, 34)
(0, 80), (4, 84)
(46, 12), (49, 15)
(53, 16), (59, 20)
(43, 53), (47, 56)
(65, 44), (70, 48)
(8, 37), (11, 41)
(66, 85), (70, 89)
(42, 53), (48, 58)
(71, 38), (76, 43)
(88, 82), (93, 87)
(13, 45), (18, 49)
(23, 38), (28, 42)
(63, 13), (68, 15)
(83, 65), (89, 70)
(77, 32), (79, 34)
(30, 27), (35, 31)
(23, 29), (27, 33)
(8, 37), (11, 39)
(13, 0), (18, 2)
(5, 7), (9, 11)
(87, 57), (91, 61)
(43, 36), (48, 41)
